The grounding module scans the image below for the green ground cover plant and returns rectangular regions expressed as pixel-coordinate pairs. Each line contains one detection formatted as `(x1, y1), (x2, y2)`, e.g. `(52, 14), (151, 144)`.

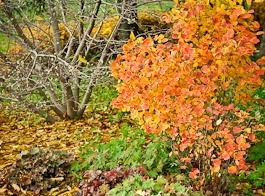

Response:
(70, 124), (197, 195)
(71, 124), (178, 178)
(0, 33), (10, 52)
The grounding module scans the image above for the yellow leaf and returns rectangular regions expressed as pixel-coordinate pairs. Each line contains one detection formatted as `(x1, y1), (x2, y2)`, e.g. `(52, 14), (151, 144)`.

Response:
(130, 31), (136, 41)
(78, 55), (87, 64)
(257, 189), (265, 196)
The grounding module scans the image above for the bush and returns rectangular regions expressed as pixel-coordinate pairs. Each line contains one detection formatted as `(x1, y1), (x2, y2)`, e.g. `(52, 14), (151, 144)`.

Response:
(110, 0), (265, 193)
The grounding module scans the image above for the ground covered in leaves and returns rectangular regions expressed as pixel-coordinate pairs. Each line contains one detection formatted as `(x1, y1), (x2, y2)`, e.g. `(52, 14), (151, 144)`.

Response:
(1, 103), (265, 196)
(0, 103), (133, 195)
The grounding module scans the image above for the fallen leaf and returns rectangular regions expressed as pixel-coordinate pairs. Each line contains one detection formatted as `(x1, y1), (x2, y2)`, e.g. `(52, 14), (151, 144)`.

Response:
(11, 183), (20, 192)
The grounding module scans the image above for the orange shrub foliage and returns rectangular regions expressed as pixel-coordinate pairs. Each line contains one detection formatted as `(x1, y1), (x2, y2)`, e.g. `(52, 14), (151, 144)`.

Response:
(111, 0), (265, 178)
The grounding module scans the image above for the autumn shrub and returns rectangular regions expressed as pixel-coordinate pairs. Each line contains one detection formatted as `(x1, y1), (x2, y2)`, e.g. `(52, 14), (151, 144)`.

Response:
(111, 0), (265, 193)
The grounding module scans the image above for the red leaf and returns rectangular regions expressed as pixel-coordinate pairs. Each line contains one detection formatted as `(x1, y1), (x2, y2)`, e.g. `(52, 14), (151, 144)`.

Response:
(249, 134), (255, 141)
(233, 126), (242, 134)
(213, 159), (221, 166)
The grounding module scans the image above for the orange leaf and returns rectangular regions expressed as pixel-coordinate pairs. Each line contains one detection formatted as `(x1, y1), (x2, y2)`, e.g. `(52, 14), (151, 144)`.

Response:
(257, 57), (265, 65)
(200, 77), (208, 84)
(180, 165), (187, 169)
(256, 31), (264, 36)
(206, 148), (214, 157)
(221, 151), (230, 160)
(180, 157), (191, 163)
(201, 65), (210, 74)
(228, 166), (238, 174)
(255, 69), (265, 76)
(189, 168), (199, 178)
(238, 162), (248, 170)
(240, 13), (252, 19)
(211, 165), (220, 173)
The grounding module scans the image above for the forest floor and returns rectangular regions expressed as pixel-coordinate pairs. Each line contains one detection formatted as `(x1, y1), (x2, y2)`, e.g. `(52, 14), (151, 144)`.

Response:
(0, 104), (133, 195)
(1, 104), (265, 195)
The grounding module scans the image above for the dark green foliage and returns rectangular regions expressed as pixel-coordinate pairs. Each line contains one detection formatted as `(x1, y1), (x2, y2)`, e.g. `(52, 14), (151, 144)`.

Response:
(89, 85), (118, 112)
(108, 174), (192, 196)
(238, 161), (265, 195)
(7, 148), (74, 195)
(70, 124), (179, 179)
(249, 139), (265, 162)
(247, 161), (265, 187)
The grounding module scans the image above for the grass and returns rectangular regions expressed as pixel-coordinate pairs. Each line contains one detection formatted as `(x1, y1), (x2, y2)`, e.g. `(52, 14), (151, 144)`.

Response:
(0, 33), (11, 52)
(138, 1), (175, 12)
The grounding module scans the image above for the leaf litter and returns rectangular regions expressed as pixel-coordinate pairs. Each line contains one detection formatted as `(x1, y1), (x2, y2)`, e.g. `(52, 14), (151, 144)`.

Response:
(0, 103), (133, 195)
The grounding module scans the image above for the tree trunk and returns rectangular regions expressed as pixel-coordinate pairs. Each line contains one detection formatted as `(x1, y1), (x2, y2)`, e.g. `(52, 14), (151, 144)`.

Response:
(117, 0), (139, 41)
(258, 22), (265, 58)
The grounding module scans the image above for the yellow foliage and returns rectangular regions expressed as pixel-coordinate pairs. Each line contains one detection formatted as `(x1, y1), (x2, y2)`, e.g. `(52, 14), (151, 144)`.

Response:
(5, 22), (77, 61)
(91, 11), (166, 38)
(78, 54), (88, 64)
(130, 31), (136, 41)
(5, 11), (168, 62)
(91, 15), (119, 38)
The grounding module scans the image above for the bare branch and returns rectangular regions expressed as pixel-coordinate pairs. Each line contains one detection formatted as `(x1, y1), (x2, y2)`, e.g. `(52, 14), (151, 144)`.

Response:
(77, 5), (125, 117)
(46, 0), (63, 54)
(71, 0), (102, 64)
(1, 0), (35, 49)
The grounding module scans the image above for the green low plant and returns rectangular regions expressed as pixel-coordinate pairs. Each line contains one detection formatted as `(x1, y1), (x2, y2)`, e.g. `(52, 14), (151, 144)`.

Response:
(108, 174), (193, 196)
(0, 33), (10, 52)
(248, 133), (265, 162)
(88, 84), (118, 112)
(237, 161), (265, 195)
(70, 123), (179, 179)
(247, 161), (265, 187)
